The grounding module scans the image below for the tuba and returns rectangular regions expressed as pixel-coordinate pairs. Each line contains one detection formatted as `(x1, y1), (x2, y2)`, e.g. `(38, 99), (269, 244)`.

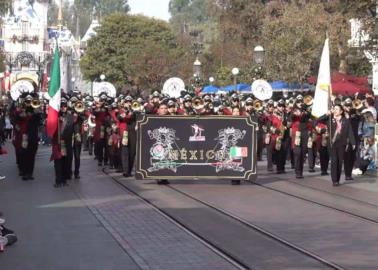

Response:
(303, 95), (313, 106)
(74, 101), (85, 113)
(352, 99), (363, 110)
(31, 98), (41, 109)
(253, 100), (263, 111)
(192, 97), (204, 111)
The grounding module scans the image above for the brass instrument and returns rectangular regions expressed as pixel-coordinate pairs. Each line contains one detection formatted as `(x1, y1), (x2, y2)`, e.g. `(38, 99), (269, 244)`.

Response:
(74, 101), (85, 113)
(352, 99), (363, 110)
(192, 97), (204, 111)
(253, 100), (263, 111)
(131, 101), (143, 112)
(31, 98), (41, 109)
(303, 95), (313, 106)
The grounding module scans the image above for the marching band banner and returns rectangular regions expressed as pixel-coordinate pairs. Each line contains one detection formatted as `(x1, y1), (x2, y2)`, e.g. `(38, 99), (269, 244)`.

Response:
(135, 116), (257, 181)
(312, 38), (331, 118)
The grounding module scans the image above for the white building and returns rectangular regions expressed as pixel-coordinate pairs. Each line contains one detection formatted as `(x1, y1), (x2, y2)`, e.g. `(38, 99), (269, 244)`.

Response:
(1, 0), (50, 88)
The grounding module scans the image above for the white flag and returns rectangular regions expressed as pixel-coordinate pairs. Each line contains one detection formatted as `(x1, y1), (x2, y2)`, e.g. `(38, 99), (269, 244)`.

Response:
(312, 38), (331, 118)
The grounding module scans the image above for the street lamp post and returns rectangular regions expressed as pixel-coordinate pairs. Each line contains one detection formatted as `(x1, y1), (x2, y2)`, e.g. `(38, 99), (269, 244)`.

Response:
(253, 46), (265, 65)
(232, 68), (239, 92)
(71, 77), (75, 92)
(209, 77), (215, 85)
(193, 58), (202, 78)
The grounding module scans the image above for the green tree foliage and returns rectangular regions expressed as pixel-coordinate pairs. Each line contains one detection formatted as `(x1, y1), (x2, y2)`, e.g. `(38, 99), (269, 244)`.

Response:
(80, 13), (186, 91)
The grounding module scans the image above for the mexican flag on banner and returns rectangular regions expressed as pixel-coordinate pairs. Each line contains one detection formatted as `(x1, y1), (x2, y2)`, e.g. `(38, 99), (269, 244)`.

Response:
(46, 44), (61, 137)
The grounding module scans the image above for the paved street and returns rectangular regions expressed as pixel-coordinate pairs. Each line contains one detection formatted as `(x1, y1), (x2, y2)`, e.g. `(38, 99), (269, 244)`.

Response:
(1, 143), (378, 269)
(0, 144), (237, 270)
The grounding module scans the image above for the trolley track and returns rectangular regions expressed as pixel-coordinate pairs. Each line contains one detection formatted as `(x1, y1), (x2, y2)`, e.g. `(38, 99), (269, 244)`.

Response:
(254, 176), (378, 225)
(105, 169), (342, 270)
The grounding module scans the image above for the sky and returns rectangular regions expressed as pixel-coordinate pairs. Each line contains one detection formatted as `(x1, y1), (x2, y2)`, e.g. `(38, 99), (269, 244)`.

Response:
(128, 0), (171, 21)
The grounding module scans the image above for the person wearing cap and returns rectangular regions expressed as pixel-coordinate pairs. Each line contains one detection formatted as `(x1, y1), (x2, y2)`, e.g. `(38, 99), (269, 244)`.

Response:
(15, 94), (42, 181)
(343, 97), (360, 181)
(262, 100), (275, 171)
(183, 94), (194, 115)
(71, 95), (86, 179)
(167, 99), (177, 115)
(144, 91), (160, 114)
(93, 93), (110, 166)
(51, 98), (74, 187)
(271, 99), (290, 174)
(291, 98), (312, 179)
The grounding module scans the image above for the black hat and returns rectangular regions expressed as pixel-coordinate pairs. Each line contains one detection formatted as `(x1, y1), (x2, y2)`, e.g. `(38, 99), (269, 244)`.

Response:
(167, 100), (175, 107)
(231, 93), (239, 100)
(184, 94), (192, 101)
(245, 97), (253, 105)
(344, 97), (352, 106)
(296, 94), (303, 101)
(278, 99), (285, 107)
(152, 91), (160, 98)
(125, 95), (132, 102)
(267, 99), (274, 106)
(25, 94), (33, 101)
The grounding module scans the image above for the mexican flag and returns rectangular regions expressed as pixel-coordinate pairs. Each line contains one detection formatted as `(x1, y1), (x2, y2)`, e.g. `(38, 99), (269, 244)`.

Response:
(46, 44), (61, 137)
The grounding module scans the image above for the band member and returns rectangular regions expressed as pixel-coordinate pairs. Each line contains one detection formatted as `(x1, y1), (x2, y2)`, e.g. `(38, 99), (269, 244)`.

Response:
(14, 94), (42, 180)
(271, 99), (289, 174)
(93, 94), (110, 166)
(315, 120), (329, 175)
(71, 96), (85, 179)
(343, 98), (359, 180)
(52, 98), (74, 187)
(144, 91), (160, 114)
(262, 100), (274, 171)
(291, 96), (312, 179)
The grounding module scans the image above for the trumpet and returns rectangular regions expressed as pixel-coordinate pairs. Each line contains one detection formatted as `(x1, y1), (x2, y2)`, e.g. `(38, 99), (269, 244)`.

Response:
(74, 101), (85, 113)
(31, 98), (41, 109)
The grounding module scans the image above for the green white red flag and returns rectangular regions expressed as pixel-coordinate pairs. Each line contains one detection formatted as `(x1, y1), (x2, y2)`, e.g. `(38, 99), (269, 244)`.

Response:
(46, 44), (61, 137)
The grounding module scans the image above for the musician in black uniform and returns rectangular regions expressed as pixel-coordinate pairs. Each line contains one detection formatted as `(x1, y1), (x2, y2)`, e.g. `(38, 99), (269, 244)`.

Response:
(52, 97), (74, 187)
(343, 98), (360, 181)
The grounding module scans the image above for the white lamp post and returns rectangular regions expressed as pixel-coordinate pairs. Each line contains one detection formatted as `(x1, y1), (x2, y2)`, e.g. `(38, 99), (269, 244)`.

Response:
(253, 45), (265, 65)
(193, 58), (202, 78)
(100, 74), (106, 81)
(232, 68), (239, 91)
(209, 77), (215, 85)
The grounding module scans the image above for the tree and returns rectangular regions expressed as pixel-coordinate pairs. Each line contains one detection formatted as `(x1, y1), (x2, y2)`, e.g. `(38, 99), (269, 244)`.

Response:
(80, 13), (186, 91)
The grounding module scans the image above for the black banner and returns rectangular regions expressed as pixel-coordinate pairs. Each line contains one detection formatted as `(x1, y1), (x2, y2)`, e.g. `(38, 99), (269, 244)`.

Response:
(135, 115), (257, 181)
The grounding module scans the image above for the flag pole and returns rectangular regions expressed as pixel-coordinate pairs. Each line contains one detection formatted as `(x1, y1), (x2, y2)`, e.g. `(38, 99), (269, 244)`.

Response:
(326, 32), (333, 148)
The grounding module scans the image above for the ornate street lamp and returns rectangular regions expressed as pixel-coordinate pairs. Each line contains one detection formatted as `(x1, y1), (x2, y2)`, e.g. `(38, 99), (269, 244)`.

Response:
(193, 58), (202, 78)
(253, 45), (265, 64)
(232, 67), (239, 92)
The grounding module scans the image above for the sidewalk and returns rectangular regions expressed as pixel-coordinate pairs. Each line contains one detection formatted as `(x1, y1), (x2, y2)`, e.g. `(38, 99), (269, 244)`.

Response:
(0, 144), (236, 270)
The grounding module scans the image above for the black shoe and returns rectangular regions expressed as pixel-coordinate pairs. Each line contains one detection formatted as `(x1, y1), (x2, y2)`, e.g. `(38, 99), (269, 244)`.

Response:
(98, 162), (102, 167)
(22, 176), (29, 181)
(277, 170), (286, 174)
(321, 172), (329, 176)
(332, 182), (340, 186)
(123, 173), (129, 177)
(309, 169), (315, 173)
(104, 162), (108, 166)
(345, 177), (354, 181)
(74, 175), (80, 179)
(5, 234), (18, 246)
(62, 182), (69, 187)
(1, 226), (14, 236)
(53, 183), (62, 188)
(28, 176), (34, 180)
(157, 179), (169, 185)
(296, 175), (304, 179)
(267, 168), (274, 172)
